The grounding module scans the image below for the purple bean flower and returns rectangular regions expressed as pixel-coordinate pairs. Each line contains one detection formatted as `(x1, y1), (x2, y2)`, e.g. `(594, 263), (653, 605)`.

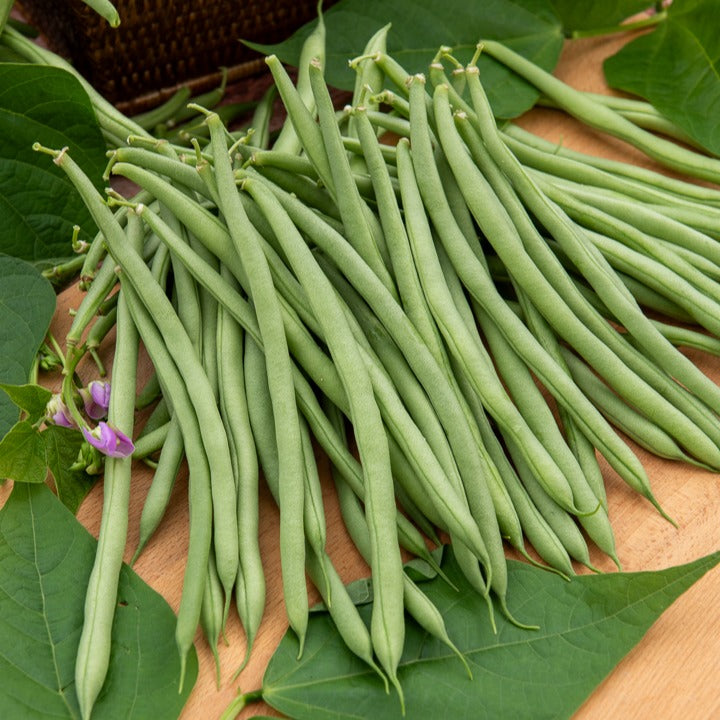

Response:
(46, 394), (76, 428)
(80, 380), (111, 420)
(82, 421), (134, 458)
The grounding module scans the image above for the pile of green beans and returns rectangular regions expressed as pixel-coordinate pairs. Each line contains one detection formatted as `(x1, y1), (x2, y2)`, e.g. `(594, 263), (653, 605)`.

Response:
(27, 20), (720, 716)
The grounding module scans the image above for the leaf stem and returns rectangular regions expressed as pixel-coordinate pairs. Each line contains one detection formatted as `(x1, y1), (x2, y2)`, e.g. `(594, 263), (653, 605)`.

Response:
(570, 10), (667, 39)
(60, 345), (87, 428)
(42, 255), (86, 288)
(218, 689), (263, 720)
(47, 333), (66, 367)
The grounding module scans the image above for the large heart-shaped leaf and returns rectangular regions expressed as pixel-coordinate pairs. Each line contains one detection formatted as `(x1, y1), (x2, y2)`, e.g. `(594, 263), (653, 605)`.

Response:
(249, 0), (564, 119)
(0, 255), (56, 438)
(0, 482), (198, 719)
(261, 546), (720, 719)
(603, 0), (720, 156)
(0, 63), (106, 264)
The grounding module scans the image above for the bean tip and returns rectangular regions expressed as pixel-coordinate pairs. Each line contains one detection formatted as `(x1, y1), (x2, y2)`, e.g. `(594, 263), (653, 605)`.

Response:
(405, 73), (426, 89)
(499, 596), (539, 631)
(33, 142), (66, 163)
(348, 51), (380, 70)
(388, 672), (406, 716)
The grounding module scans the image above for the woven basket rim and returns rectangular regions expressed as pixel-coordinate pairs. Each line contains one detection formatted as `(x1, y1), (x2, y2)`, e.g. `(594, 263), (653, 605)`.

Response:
(114, 58), (267, 115)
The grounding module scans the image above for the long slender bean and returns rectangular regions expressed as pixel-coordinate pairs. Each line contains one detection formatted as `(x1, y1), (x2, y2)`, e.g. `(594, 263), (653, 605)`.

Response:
(503, 123), (720, 206)
(245, 177), (405, 698)
(131, 417), (184, 563)
(431, 83), (720, 487)
(347, 23), (390, 174)
(403, 77), (651, 517)
(325, 400), (471, 675)
(121, 280), (212, 691)
(464, 65), (720, 447)
(300, 415), (331, 602)
(478, 312), (618, 564)
(353, 106), (441, 352)
(560, 348), (708, 467)
(44, 146), (238, 684)
(308, 60), (395, 292)
(200, 545), (225, 688)
(206, 114), (308, 652)
(504, 130), (720, 222)
(396, 140), (537, 614)
(534, 179), (720, 322)
(514, 292), (608, 511)
(481, 39), (720, 184)
(272, 9), (326, 154)
(250, 173), (543, 559)
(74, 217), (141, 720)
(216, 269), (265, 669)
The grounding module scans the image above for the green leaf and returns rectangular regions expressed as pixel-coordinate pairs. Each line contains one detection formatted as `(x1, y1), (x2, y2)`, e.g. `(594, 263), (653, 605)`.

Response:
(603, 0), (720, 156)
(550, 0), (652, 34)
(0, 482), (198, 719)
(332, 576), (373, 609)
(0, 63), (106, 263)
(43, 425), (98, 514)
(0, 255), (56, 438)
(249, 0), (564, 119)
(403, 545), (444, 582)
(262, 545), (720, 720)
(0, 382), (52, 423)
(0, 420), (47, 483)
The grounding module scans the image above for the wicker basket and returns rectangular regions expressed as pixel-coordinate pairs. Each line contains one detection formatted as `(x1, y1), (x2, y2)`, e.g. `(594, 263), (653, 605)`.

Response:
(18, 0), (326, 112)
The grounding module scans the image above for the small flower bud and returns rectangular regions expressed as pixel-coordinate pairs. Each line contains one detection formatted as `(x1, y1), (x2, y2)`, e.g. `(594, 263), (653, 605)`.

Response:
(80, 380), (111, 420)
(46, 394), (76, 428)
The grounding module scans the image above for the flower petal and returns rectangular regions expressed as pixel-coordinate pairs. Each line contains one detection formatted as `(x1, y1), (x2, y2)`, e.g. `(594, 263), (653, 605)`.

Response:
(46, 394), (76, 428)
(82, 421), (134, 458)
(81, 381), (111, 420)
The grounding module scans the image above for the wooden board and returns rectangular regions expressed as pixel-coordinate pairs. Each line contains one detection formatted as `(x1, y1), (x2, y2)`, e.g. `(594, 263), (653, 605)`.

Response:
(2, 28), (720, 720)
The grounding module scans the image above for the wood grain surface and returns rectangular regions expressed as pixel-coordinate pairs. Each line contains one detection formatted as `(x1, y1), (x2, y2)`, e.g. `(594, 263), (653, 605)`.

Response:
(3, 27), (720, 720)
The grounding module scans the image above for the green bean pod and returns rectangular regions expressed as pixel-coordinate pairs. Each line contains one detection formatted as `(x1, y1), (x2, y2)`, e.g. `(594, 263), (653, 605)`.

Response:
(216, 269), (265, 669)
(327, 402), (471, 676)
(463, 66), (720, 463)
(74, 216), (141, 720)
(244, 177), (405, 701)
(45, 146), (235, 685)
(308, 60), (395, 293)
(428, 85), (710, 504)
(306, 548), (388, 687)
(131, 417), (184, 563)
(272, 7), (326, 154)
(347, 23), (390, 173)
(200, 546), (225, 688)
(503, 123), (720, 207)
(561, 348), (708, 468)
(132, 87), (192, 131)
(206, 113), (308, 651)
(480, 39), (720, 185)
(120, 281), (212, 691)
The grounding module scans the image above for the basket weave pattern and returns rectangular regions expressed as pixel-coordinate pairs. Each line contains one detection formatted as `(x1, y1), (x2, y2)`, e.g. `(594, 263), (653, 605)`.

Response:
(19, 0), (324, 108)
